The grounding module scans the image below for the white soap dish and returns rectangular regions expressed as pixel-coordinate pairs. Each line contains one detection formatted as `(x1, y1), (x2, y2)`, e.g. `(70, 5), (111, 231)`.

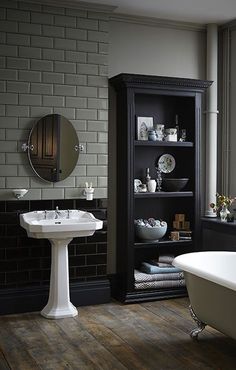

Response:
(13, 189), (28, 199)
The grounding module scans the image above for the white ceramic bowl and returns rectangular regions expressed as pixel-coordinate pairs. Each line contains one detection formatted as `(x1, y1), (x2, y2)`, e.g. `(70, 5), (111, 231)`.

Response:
(135, 222), (167, 242)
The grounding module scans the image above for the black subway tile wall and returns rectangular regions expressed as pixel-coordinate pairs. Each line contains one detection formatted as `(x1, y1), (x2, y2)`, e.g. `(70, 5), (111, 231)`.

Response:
(0, 199), (107, 289)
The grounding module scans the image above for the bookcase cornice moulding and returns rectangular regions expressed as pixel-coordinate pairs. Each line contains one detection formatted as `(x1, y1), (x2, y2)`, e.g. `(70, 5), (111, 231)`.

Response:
(110, 13), (206, 32)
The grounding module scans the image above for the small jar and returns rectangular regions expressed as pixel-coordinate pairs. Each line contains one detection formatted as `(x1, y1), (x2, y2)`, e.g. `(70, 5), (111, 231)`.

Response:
(148, 130), (157, 141)
(155, 124), (165, 141)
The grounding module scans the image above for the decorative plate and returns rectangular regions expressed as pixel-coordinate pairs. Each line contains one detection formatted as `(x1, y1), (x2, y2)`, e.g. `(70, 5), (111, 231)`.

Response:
(157, 154), (176, 173)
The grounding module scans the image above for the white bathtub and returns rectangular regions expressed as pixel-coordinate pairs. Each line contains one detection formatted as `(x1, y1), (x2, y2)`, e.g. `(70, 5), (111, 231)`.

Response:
(173, 251), (236, 339)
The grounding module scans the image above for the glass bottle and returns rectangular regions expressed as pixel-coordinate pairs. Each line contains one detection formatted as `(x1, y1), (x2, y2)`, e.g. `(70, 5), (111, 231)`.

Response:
(146, 168), (151, 184)
(175, 114), (179, 140)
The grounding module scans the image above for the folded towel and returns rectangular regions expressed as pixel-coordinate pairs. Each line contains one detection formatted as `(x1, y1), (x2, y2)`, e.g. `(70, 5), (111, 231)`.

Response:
(149, 260), (173, 267)
(135, 279), (185, 290)
(141, 262), (181, 274)
(134, 269), (184, 283)
(158, 255), (175, 264)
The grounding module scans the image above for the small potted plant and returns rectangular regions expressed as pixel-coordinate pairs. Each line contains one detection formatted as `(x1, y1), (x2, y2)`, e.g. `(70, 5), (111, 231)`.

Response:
(210, 193), (235, 221)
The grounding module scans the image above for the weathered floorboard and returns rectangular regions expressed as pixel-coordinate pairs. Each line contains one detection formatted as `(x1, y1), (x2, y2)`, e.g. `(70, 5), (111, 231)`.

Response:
(0, 298), (235, 369)
(0, 350), (10, 370)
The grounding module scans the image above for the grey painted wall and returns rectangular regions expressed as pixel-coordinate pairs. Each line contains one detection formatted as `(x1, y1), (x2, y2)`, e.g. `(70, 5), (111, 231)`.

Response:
(109, 20), (206, 79)
(0, 0), (108, 200)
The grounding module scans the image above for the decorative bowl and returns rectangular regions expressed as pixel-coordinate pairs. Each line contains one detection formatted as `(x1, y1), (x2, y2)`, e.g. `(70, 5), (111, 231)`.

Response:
(135, 222), (167, 242)
(162, 178), (189, 192)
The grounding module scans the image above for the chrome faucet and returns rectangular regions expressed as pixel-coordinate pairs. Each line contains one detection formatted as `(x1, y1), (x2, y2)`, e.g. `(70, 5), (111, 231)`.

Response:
(55, 206), (61, 219)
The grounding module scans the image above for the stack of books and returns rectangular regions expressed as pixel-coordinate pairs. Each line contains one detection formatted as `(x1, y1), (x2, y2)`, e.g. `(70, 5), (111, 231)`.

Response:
(178, 230), (192, 240)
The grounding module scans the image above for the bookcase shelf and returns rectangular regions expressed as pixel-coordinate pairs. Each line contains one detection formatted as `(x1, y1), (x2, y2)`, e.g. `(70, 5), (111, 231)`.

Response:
(109, 73), (211, 303)
(134, 239), (193, 248)
(134, 191), (193, 198)
(134, 140), (194, 147)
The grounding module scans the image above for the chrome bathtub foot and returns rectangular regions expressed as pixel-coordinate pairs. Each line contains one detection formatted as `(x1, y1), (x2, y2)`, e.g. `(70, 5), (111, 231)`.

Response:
(189, 305), (206, 339)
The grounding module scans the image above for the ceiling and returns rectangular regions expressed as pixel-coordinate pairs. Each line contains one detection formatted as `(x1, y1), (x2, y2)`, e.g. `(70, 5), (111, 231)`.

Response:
(85, 0), (236, 24)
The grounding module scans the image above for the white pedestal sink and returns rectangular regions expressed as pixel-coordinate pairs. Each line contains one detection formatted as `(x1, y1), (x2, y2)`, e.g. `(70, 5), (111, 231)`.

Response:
(20, 209), (103, 319)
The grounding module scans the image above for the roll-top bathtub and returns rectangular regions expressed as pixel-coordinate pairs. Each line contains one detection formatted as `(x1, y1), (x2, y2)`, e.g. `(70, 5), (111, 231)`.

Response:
(173, 251), (236, 339)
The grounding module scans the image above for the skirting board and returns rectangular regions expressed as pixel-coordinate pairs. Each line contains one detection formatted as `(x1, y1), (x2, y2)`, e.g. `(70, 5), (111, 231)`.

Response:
(0, 279), (111, 315)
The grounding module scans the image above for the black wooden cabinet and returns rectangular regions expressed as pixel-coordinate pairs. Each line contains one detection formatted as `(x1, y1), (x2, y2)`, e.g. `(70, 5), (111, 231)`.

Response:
(109, 73), (211, 303)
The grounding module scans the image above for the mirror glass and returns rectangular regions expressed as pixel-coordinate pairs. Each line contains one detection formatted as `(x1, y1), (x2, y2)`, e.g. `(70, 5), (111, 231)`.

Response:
(28, 114), (79, 182)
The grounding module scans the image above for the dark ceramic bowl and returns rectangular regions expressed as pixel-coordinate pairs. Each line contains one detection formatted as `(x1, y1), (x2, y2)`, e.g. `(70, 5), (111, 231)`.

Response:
(162, 178), (189, 192)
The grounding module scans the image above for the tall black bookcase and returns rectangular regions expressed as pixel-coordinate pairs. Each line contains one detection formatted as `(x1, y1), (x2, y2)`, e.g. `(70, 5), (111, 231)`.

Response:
(109, 73), (211, 303)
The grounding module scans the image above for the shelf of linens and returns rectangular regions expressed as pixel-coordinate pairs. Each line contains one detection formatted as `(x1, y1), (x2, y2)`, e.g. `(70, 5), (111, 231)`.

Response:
(134, 140), (194, 147)
(134, 256), (186, 291)
(134, 239), (193, 248)
(134, 191), (193, 198)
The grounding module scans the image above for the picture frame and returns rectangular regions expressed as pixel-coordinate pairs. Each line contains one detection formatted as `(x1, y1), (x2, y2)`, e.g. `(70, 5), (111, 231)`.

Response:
(136, 116), (154, 140)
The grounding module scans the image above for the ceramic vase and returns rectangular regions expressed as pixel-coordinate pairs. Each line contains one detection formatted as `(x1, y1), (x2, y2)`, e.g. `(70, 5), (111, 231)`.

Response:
(220, 205), (230, 222)
(148, 179), (157, 192)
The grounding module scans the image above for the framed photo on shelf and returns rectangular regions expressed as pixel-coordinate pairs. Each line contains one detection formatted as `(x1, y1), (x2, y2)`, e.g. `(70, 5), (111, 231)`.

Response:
(136, 116), (154, 140)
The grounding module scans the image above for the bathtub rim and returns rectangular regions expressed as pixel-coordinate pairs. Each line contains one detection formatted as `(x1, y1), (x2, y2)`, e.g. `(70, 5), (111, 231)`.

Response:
(173, 251), (236, 292)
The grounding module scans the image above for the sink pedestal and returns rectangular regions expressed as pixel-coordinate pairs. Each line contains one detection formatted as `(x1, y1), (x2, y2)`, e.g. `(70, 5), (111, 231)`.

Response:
(41, 238), (78, 319)
(20, 209), (103, 319)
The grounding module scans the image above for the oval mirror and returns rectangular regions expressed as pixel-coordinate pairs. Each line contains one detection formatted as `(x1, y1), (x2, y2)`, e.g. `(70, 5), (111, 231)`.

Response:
(28, 114), (79, 182)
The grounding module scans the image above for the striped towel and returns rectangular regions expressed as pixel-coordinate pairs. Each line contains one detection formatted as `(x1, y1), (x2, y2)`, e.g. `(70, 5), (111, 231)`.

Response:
(134, 269), (184, 283)
(135, 279), (185, 290)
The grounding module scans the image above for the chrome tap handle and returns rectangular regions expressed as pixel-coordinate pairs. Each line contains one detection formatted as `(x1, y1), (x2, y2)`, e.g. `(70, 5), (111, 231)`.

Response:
(55, 206), (60, 219)
(67, 209), (71, 219)
(44, 210), (47, 219)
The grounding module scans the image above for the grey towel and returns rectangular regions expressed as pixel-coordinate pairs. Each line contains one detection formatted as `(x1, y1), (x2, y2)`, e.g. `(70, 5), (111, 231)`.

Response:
(158, 255), (175, 264)
(150, 259), (174, 267)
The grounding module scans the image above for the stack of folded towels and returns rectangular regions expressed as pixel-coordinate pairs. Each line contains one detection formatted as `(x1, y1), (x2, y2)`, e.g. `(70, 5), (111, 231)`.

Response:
(134, 254), (185, 290)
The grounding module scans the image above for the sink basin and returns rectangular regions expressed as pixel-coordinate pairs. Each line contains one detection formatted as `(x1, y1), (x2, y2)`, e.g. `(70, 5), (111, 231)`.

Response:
(20, 209), (103, 319)
(20, 209), (103, 239)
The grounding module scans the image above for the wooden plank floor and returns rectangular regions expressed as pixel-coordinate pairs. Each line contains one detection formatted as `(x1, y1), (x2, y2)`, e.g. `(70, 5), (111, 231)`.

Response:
(0, 297), (236, 370)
